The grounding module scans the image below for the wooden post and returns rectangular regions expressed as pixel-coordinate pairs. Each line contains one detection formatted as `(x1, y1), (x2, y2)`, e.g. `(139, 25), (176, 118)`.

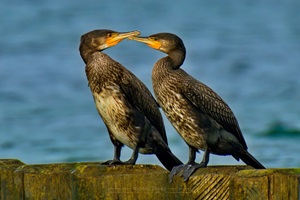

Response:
(71, 164), (176, 200)
(231, 169), (300, 200)
(14, 162), (99, 199)
(0, 160), (299, 199)
(0, 159), (24, 200)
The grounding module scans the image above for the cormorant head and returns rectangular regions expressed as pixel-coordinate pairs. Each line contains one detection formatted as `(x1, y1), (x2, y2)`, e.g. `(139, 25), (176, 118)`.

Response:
(129, 32), (186, 55)
(79, 29), (140, 63)
(80, 29), (140, 51)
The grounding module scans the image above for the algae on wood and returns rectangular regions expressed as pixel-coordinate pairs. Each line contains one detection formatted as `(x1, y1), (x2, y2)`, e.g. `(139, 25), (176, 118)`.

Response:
(0, 159), (25, 200)
(14, 162), (99, 200)
(231, 169), (300, 200)
(171, 165), (252, 200)
(0, 159), (299, 200)
(72, 164), (179, 200)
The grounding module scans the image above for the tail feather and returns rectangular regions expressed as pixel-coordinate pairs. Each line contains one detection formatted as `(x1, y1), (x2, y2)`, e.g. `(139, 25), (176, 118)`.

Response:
(154, 142), (183, 171)
(238, 150), (265, 169)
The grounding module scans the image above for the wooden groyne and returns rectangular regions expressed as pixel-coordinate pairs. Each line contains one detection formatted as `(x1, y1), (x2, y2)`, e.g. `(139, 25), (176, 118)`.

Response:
(0, 159), (299, 199)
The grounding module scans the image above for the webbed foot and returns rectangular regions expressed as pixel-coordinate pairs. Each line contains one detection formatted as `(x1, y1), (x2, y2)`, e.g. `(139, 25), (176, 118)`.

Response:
(122, 158), (136, 165)
(182, 162), (207, 181)
(169, 164), (189, 183)
(101, 160), (123, 165)
(101, 158), (137, 166)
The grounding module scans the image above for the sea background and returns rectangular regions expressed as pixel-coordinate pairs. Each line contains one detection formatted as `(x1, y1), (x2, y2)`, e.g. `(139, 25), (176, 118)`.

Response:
(1, 0), (300, 168)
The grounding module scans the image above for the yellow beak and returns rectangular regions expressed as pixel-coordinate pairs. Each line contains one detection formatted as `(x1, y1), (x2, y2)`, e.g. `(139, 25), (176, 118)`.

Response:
(129, 36), (161, 50)
(105, 30), (140, 47)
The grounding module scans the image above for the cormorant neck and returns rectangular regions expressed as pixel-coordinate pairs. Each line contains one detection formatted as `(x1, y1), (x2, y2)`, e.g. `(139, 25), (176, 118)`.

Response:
(79, 43), (99, 64)
(167, 47), (186, 69)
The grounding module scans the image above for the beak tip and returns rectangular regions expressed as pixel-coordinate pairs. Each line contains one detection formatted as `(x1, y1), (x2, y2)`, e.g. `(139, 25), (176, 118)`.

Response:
(127, 36), (136, 40)
(133, 30), (141, 36)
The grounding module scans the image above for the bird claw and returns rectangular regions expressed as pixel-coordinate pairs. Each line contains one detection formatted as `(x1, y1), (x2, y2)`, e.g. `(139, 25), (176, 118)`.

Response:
(169, 164), (189, 183)
(101, 158), (136, 166)
(182, 162), (207, 181)
(101, 160), (123, 165)
(122, 159), (136, 165)
(182, 165), (198, 181)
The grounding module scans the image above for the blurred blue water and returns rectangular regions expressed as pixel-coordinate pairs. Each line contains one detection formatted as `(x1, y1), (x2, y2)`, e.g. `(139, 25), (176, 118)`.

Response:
(1, 0), (300, 168)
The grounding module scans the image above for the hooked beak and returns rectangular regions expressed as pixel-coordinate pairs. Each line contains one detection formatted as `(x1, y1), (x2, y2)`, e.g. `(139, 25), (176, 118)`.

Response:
(105, 30), (141, 47)
(129, 36), (161, 50)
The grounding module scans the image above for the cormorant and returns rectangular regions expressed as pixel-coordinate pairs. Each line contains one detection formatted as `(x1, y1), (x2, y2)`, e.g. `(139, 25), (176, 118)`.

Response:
(79, 29), (182, 171)
(130, 32), (265, 181)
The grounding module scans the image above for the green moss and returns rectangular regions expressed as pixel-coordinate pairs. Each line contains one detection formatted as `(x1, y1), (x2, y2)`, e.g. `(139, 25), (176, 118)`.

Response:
(0, 159), (24, 168)
(1, 161), (300, 199)
(237, 168), (300, 177)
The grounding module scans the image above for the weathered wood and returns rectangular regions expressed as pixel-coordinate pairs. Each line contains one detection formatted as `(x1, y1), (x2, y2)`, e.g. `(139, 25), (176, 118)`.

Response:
(0, 159), (25, 200)
(14, 162), (99, 200)
(231, 169), (300, 200)
(171, 165), (252, 200)
(0, 159), (299, 200)
(71, 164), (177, 200)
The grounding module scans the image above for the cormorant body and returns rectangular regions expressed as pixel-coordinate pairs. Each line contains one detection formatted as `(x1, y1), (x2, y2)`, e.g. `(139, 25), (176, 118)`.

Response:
(131, 32), (265, 181)
(79, 30), (182, 171)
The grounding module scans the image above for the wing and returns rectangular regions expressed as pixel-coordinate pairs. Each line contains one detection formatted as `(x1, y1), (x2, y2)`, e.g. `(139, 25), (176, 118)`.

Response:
(181, 75), (247, 149)
(120, 69), (168, 144)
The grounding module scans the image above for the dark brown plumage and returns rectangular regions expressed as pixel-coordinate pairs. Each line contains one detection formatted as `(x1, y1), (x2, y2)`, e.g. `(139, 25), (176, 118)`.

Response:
(79, 29), (182, 171)
(131, 32), (265, 181)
